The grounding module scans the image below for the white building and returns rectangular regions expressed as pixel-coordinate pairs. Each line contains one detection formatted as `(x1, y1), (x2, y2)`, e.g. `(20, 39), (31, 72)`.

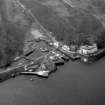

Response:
(62, 45), (70, 52)
(53, 42), (59, 48)
(78, 44), (98, 55)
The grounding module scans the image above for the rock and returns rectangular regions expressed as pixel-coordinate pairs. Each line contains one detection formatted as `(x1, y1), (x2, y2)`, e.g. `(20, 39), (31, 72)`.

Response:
(30, 78), (34, 81)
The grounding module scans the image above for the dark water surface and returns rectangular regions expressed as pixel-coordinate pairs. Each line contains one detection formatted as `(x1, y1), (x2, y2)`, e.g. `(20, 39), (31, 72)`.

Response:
(0, 59), (105, 105)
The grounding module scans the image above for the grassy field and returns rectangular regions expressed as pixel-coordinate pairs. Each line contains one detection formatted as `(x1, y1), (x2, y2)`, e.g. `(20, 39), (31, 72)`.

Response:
(20, 0), (105, 46)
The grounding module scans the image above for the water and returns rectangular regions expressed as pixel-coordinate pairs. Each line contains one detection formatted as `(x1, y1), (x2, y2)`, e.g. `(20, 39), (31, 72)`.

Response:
(0, 59), (105, 105)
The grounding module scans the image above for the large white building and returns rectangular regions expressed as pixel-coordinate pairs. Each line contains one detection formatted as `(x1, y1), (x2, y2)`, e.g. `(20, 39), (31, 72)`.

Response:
(78, 44), (98, 55)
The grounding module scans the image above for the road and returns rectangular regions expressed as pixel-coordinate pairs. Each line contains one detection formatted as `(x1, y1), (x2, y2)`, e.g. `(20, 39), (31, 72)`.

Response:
(0, 58), (105, 105)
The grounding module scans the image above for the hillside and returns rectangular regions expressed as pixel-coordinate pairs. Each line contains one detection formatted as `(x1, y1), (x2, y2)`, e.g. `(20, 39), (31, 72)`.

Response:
(20, 0), (105, 47)
(0, 0), (32, 68)
(0, 0), (105, 67)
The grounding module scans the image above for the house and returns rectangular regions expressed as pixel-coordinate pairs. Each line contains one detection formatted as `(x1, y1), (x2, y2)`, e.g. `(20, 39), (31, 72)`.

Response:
(62, 45), (70, 52)
(78, 44), (98, 55)
(53, 42), (60, 48)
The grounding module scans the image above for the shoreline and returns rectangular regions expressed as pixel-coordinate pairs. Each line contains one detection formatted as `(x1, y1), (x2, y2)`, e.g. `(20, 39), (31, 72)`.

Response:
(80, 48), (105, 63)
